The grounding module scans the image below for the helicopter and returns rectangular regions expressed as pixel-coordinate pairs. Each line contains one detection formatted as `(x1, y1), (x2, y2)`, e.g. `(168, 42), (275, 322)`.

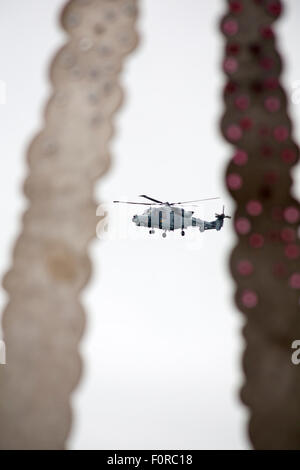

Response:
(113, 195), (231, 237)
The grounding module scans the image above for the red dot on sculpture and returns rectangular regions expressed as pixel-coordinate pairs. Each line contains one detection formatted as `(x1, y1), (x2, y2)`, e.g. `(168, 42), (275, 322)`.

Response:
(224, 57), (238, 74)
(267, 230), (280, 242)
(272, 207), (283, 221)
(274, 125), (289, 142)
(289, 273), (300, 289)
(267, 1), (282, 17)
(281, 148), (297, 164)
(264, 170), (278, 184)
(236, 217), (251, 235)
(237, 260), (254, 276)
(226, 43), (240, 55)
(225, 81), (237, 94)
(229, 0), (243, 13)
(284, 206), (300, 224)
(261, 145), (272, 158)
(281, 227), (296, 243)
(235, 95), (250, 111)
(285, 244), (300, 259)
(259, 125), (270, 137)
(260, 26), (274, 39)
(227, 173), (242, 190)
(260, 57), (274, 70)
(241, 289), (258, 308)
(226, 124), (242, 141)
(249, 233), (264, 248)
(246, 200), (262, 216)
(264, 96), (280, 112)
(264, 77), (279, 89)
(223, 19), (239, 36)
(273, 262), (287, 279)
(233, 149), (248, 166)
(240, 117), (253, 130)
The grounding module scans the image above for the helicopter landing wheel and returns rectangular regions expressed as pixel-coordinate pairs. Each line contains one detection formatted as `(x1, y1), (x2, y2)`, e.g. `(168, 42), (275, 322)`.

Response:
(162, 232), (167, 238)
(181, 230), (185, 236)
(149, 229), (155, 234)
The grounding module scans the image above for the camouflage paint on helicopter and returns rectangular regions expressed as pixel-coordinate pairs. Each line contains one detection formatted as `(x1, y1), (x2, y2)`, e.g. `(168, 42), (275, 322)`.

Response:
(114, 195), (231, 237)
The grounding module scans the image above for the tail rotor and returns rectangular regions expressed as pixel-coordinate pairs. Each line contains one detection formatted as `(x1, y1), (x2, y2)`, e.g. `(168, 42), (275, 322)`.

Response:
(215, 205), (231, 221)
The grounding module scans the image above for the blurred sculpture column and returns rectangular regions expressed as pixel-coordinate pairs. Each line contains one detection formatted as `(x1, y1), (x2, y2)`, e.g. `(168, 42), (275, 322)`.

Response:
(221, 0), (300, 449)
(0, 0), (138, 449)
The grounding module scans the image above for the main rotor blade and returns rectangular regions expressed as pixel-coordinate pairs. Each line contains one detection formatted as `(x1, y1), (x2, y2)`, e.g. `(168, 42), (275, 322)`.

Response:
(177, 204), (210, 208)
(171, 197), (220, 205)
(139, 194), (164, 204)
(113, 200), (154, 205)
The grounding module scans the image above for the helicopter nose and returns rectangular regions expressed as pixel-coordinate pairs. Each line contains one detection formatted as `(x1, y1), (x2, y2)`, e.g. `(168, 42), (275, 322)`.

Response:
(132, 215), (138, 223)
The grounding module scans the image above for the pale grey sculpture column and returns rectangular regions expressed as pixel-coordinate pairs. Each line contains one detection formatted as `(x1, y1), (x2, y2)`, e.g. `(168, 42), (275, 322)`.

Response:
(0, 0), (138, 450)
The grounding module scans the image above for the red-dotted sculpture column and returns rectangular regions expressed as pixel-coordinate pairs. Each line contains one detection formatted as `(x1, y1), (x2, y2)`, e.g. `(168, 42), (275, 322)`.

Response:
(221, 0), (300, 449)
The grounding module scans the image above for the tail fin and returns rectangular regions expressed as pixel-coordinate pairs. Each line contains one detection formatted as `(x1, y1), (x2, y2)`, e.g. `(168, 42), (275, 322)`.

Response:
(214, 206), (231, 231)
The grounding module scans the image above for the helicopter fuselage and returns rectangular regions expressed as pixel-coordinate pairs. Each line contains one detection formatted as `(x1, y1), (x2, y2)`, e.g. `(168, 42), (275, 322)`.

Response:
(131, 205), (224, 234)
